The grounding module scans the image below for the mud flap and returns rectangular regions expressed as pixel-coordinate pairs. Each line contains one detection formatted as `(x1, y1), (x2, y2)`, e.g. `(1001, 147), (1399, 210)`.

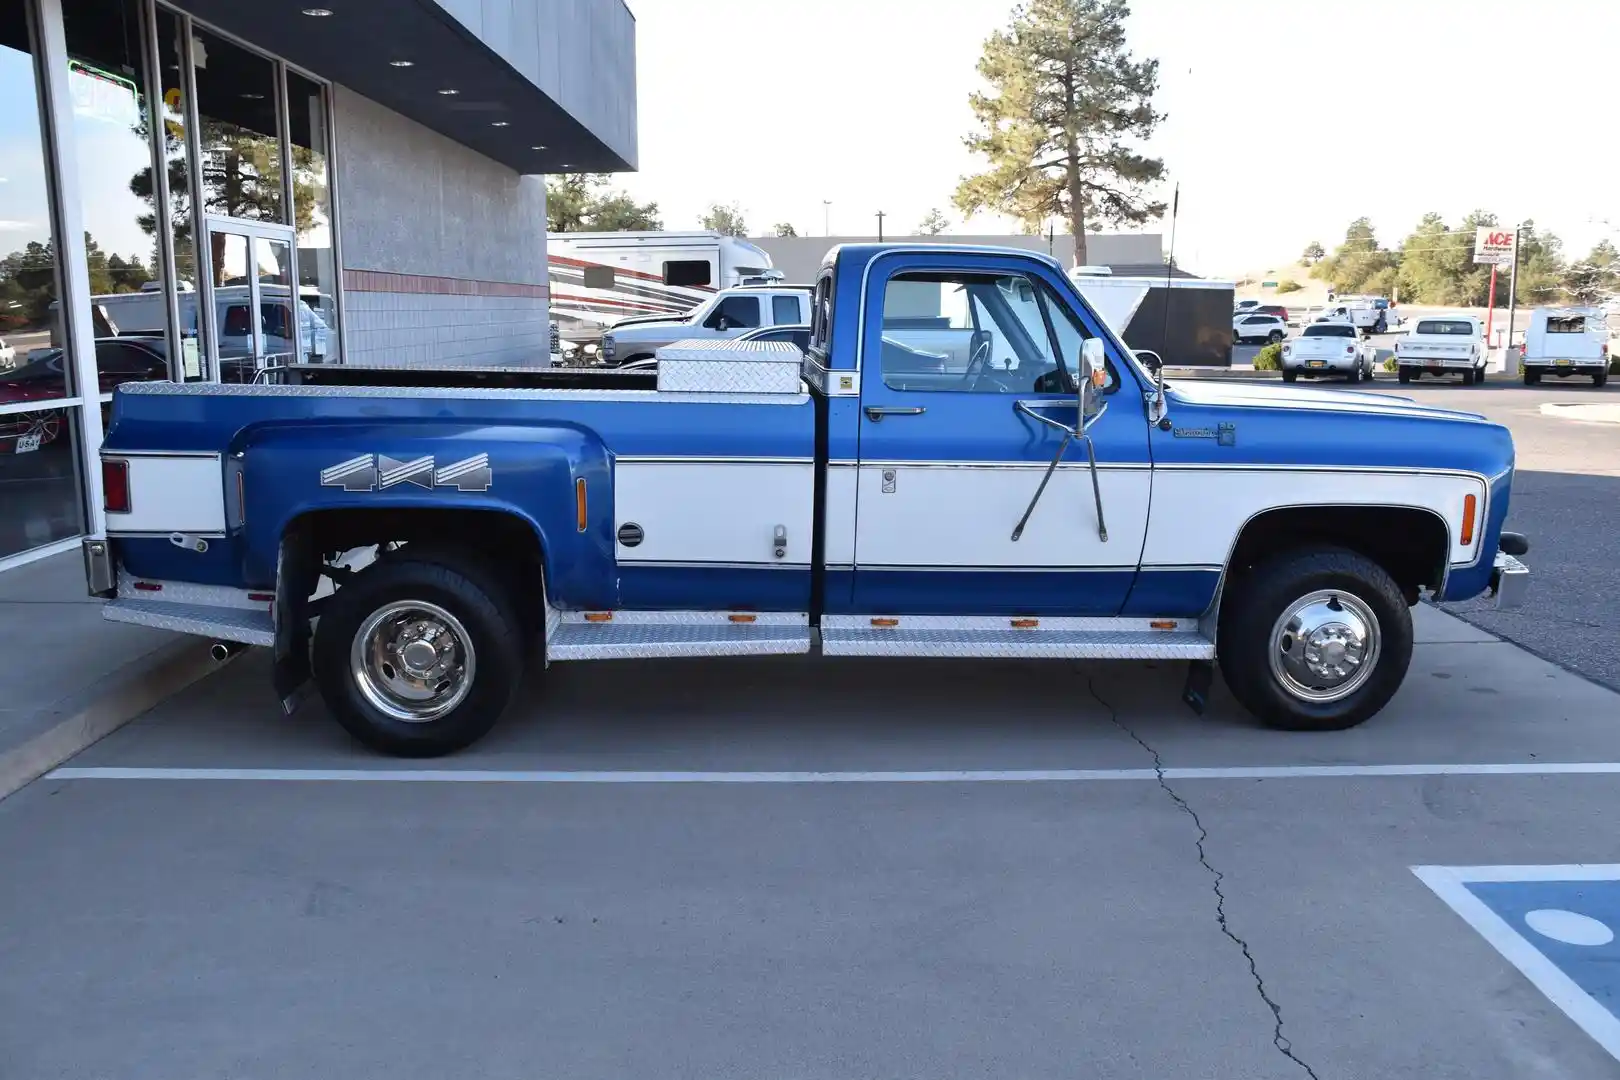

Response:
(1181, 660), (1214, 715)
(272, 531), (317, 714)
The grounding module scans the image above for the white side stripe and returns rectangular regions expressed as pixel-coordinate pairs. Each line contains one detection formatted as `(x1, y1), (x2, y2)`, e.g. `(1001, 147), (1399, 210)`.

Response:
(44, 762), (1620, 784)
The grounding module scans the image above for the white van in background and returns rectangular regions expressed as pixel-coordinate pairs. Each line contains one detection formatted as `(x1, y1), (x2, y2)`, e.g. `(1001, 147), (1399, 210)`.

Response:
(548, 231), (784, 341)
(1521, 306), (1610, 387)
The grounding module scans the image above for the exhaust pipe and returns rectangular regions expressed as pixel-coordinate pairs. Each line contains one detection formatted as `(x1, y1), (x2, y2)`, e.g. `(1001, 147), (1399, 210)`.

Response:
(210, 641), (247, 662)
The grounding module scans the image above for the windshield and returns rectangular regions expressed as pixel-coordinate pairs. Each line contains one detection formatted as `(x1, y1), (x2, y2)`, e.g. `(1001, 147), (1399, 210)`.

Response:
(1302, 324), (1354, 338)
(1415, 320), (1475, 336)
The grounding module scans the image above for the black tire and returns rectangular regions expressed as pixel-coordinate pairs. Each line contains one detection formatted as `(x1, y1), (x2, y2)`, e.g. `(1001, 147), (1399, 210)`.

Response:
(1596, 370), (1608, 388)
(1233, 331), (1243, 344)
(313, 555), (523, 756)
(1217, 545), (1413, 732)
(1524, 370), (1540, 385)
(1461, 368), (1475, 386)
(1281, 369), (1298, 383)
(1346, 365), (1360, 384)
(1268, 330), (1284, 344)
(1397, 368), (1411, 384)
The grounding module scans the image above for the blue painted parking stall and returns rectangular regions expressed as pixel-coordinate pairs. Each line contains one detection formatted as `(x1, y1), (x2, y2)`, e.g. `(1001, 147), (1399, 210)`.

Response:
(1415, 864), (1620, 1062)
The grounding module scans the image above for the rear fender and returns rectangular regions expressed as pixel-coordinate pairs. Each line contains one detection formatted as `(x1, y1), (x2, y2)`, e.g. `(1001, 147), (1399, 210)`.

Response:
(234, 419), (617, 608)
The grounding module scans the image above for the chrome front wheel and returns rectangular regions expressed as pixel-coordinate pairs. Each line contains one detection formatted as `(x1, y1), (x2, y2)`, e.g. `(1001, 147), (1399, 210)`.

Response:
(351, 600), (477, 723)
(1267, 590), (1381, 704)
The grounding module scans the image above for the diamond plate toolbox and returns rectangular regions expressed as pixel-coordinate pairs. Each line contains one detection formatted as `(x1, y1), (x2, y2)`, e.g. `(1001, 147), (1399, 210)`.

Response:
(655, 338), (804, 395)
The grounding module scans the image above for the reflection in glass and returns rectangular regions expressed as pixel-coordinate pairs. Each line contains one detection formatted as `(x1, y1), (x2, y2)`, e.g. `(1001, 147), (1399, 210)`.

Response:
(288, 71), (337, 361)
(258, 238), (296, 369)
(0, 1), (68, 396)
(61, 0), (167, 386)
(0, 404), (84, 560)
(144, 7), (204, 378)
(211, 231), (254, 382)
(192, 28), (283, 232)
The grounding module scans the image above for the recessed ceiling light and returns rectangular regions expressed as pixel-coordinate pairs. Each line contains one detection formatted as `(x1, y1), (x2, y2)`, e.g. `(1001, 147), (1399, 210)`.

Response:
(490, 121), (509, 127)
(531, 145), (547, 150)
(437, 88), (459, 95)
(389, 59), (414, 67)
(240, 92), (264, 99)
(301, 7), (333, 15)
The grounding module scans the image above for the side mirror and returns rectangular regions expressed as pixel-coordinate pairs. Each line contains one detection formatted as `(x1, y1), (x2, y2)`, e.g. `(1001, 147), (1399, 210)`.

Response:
(1134, 349), (1163, 373)
(1078, 337), (1107, 427)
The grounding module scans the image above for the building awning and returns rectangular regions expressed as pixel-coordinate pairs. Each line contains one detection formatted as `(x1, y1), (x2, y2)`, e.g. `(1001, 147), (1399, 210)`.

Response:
(172, 0), (632, 173)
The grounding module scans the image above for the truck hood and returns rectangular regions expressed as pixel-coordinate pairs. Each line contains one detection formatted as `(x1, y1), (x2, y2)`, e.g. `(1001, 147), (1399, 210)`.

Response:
(1166, 378), (1487, 423)
(609, 316), (690, 336)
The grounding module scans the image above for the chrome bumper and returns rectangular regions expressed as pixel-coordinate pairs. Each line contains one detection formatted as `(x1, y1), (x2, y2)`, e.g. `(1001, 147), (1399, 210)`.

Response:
(1491, 552), (1530, 609)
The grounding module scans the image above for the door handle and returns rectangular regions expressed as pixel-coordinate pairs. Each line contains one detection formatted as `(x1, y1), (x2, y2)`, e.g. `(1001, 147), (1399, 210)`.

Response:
(864, 406), (926, 422)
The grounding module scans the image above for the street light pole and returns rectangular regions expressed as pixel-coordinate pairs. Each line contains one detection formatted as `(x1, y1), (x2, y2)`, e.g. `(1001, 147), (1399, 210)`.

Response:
(876, 210), (886, 242)
(1505, 223), (1525, 357)
(822, 200), (831, 237)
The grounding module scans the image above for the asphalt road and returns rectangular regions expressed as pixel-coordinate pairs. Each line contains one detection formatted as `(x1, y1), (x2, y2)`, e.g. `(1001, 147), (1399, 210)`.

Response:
(5, 608), (1620, 1080)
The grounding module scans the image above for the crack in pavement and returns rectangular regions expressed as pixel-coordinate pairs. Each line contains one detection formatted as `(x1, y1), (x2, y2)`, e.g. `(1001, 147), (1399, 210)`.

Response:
(1087, 676), (1323, 1080)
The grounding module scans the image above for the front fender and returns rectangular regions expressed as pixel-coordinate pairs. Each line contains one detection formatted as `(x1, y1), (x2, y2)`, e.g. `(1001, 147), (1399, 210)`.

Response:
(234, 418), (616, 607)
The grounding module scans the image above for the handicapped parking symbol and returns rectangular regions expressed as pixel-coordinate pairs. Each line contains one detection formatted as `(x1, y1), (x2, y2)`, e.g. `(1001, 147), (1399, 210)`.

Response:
(1414, 865), (1620, 1060)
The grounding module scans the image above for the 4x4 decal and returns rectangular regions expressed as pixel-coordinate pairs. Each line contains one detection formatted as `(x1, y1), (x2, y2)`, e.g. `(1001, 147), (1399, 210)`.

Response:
(320, 453), (492, 492)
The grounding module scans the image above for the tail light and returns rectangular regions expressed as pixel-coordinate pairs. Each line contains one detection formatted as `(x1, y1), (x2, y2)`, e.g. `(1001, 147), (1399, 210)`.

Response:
(1345, 345), (1356, 355)
(102, 458), (130, 513)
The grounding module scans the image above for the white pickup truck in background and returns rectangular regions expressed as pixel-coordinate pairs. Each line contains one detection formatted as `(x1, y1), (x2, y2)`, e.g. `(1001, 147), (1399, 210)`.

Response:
(1280, 322), (1376, 383)
(1396, 315), (1487, 385)
(1315, 301), (1385, 337)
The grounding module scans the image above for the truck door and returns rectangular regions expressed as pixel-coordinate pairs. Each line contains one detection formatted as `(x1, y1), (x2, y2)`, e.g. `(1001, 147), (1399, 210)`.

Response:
(851, 255), (1151, 615)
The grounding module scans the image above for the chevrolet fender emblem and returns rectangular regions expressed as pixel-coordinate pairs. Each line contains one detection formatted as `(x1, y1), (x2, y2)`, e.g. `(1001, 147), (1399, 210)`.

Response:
(320, 453), (492, 492)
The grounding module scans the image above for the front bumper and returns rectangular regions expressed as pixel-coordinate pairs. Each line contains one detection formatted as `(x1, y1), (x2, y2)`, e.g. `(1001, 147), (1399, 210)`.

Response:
(1490, 551), (1530, 609)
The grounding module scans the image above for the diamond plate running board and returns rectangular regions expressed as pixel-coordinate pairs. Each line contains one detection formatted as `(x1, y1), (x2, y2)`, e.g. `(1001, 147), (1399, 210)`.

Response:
(548, 618), (812, 662)
(103, 599), (274, 647)
(820, 626), (1214, 660)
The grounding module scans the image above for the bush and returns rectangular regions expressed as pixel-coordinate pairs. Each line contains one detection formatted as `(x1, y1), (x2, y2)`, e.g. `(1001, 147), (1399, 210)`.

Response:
(1253, 343), (1283, 371)
(1275, 279), (1303, 294)
(1610, 353), (1620, 375)
(1383, 356), (1397, 372)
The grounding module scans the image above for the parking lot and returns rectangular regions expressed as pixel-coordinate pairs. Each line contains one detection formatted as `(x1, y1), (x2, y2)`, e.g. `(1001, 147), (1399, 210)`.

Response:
(4, 377), (1620, 1080)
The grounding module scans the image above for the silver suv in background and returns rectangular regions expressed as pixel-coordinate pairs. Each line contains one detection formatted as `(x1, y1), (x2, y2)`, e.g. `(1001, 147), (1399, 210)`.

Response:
(600, 286), (811, 366)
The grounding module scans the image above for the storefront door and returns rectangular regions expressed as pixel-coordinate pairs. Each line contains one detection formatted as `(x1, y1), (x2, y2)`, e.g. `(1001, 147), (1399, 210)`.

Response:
(201, 217), (300, 382)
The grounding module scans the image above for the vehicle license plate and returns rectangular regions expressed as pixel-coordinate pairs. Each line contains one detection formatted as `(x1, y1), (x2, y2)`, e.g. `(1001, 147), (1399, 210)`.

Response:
(16, 433), (41, 454)
(1309, 361), (1325, 368)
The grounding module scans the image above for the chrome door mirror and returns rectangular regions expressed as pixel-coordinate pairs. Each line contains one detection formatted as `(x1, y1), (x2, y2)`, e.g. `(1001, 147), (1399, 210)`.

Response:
(1079, 337), (1107, 429)
(1134, 349), (1163, 373)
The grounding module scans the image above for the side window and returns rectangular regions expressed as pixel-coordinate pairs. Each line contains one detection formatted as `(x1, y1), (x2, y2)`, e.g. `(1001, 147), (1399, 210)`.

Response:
(664, 260), (712, 288)
(703, 295), (761, 330)
(878, 271), (1091, 395)
(582, 265), (615, 290)
(809, 272), (834, 355)
(771, 294), (801, 326)
(221, 305), (253, 336)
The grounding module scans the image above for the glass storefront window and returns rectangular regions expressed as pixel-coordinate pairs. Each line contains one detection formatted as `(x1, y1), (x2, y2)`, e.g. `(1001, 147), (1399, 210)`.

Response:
(0, 0), (85, 557)
(153, 6), (201, 379)
(192, 27), (282, 227)
(61, 0), (169, 389)
(288, 71), (337, 362)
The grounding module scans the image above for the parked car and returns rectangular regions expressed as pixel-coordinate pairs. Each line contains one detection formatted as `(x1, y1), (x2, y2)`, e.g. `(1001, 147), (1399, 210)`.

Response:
(1234, 299), (1261, 314)
(1396, 316), (1487, 384)
(0, 336), (169, 453)
(1233, 313), (1286, 344)
(1520, 306), (1608, 387)
(1316, 302), (1385, 336)
(615, 324), (814, 373)
(600, 285), (812, 366)
(0, 337), (14, 370)
(92, 242), (1529, 757)
(1280, 323), (1375, 383)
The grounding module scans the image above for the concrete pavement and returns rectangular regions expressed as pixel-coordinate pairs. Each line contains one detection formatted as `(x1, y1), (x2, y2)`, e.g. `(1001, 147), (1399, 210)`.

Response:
(4, 604), (1620, 1080)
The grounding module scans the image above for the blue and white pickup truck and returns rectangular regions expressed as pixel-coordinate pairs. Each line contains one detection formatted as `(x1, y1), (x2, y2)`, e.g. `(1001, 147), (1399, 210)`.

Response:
(86, 244), (1530, 756)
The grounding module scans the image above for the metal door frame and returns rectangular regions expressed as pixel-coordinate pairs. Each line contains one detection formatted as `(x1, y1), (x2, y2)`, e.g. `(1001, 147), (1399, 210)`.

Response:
(201, 215), (298, 381)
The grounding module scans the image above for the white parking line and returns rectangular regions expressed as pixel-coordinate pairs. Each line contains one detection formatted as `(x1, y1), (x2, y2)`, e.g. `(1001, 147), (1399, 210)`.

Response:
(44, 761), (1620, 784)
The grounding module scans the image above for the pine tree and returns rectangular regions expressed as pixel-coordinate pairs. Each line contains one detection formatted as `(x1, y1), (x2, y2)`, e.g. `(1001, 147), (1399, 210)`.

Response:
(953, 0), (1165, 265)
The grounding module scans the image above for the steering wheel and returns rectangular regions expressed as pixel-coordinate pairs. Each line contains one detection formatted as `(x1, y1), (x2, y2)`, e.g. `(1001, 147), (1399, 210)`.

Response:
(958, 337), (992, 389)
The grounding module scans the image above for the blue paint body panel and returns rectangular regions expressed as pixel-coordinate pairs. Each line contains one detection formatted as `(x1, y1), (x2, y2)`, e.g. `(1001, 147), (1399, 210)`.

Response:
(1121, 569), (1221, 618)
(101, 244), (1524, 629)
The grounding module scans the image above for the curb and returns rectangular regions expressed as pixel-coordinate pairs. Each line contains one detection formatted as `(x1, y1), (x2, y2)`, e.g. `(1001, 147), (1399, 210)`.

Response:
(0, 640), (230, 803)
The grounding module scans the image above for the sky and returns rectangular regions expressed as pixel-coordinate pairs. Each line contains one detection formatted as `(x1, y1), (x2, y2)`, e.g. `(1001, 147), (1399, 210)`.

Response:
(618, 0), (1619, 277)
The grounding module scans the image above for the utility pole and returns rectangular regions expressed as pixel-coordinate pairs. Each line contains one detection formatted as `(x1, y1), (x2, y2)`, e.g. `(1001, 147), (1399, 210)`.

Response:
(822, 200), (831, 237)
(1505, 223), (1525, 356)
(876, 210), (886, 242)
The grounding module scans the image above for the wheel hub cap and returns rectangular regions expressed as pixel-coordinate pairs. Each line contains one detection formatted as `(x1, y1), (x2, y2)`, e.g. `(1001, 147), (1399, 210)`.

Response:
(1268, 590), (1381, 704)
(351, 601), (476, 724)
